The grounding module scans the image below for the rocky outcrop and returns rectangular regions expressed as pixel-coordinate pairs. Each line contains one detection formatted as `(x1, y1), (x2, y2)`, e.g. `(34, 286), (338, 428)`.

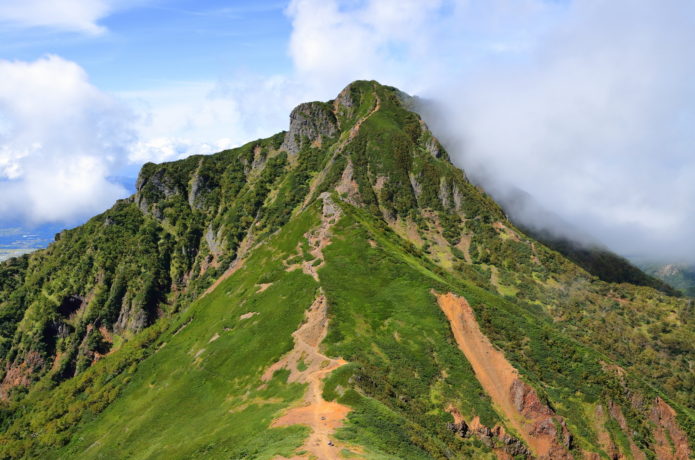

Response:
(333, 84), (357, 125)
(452, 182), (463, 211)
(439, 177), (451, 209)
(446, 408), (531, 458)
(115, 302), (148, 334)
(187, 170), (205, 209)
(409, 172), (422, 199)
(649, 397), (691, 460)
(135, 168), (181, 218)
(204, 225), (223, 257)
(0, 351), (44, 400)
(425, 133), (445, 159)
(281, 102), (339, 155)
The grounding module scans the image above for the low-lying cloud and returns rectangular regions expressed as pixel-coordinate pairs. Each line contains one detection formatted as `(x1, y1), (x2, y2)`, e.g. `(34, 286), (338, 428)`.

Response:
(286, 0), (695, 263)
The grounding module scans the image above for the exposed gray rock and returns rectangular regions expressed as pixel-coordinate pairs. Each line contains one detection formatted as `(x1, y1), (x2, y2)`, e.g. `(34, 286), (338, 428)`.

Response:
(452, 183), (463, 212)
(188, 172), (203, 209)
(335, 86), (356, 109)
(115, 299), (149, 333)
(439, 177), (451, 209)
(281, 102), (338, 155)
(320, 192), (341, 218)
(409, 172), (422, 199)
(447, 417), (531, 458)
(205, 225), (223, 256)
(135, 168), (180, 218)
(446, 420), (471, 438)
(425, 135), (445, 159)
(251, 145), (266, 170)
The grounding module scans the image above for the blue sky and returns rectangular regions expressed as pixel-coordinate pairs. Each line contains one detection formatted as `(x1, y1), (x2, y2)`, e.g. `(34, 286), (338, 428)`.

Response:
(0, 1), (292, 90)
(0, 0), (694, 262)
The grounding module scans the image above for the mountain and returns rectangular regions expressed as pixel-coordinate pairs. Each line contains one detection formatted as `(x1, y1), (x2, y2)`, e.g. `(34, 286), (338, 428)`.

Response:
(0, 81), (692, 459)
(640, 263), (695, 297)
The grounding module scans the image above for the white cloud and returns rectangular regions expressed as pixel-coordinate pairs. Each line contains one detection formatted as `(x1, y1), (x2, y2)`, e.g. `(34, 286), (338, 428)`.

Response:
(0, 55), (136, 224)
(0, 0), (121, 34)
(286, 0), (445, 94)
(119, 74), (315, 165)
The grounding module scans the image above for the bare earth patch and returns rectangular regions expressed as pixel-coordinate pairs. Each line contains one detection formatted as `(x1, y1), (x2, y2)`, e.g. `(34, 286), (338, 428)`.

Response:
(492, 221), (521, 242)
(435, 292), (575, 459)
(649, 397), (692, 460)
(455, 234), (472, 263)
(256, 283), (273, 293)
(239, 311), (259, 320)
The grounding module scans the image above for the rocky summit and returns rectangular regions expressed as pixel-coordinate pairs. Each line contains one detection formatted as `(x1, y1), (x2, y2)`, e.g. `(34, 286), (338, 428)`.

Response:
(0, 81), (693, 459)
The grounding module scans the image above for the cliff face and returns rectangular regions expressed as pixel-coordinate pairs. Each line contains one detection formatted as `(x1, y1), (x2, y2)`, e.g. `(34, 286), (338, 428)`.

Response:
(0, 81), (692, 459)
(280, 101), (339, 155)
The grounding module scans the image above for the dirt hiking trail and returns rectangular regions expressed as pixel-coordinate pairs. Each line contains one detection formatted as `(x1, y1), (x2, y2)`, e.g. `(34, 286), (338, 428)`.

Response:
(266, 292), (353, 459)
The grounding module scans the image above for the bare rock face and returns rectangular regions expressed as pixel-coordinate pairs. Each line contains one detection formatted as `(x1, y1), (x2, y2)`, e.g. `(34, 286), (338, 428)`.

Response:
(649, 397), (692, 460)
(425, 133), (445, 159)
(135, 168), (180, 219)
(446, 419), (470, 438)
(508, 378), (575, 459)
(281, 102), (338, 155)
(511, 379), (553, 416)
(204, 225), (223, 256)
(187, 172), (205, 209)
(491, 426), (532, 458)
(446, 410), (531, 458)
(0, 351), (44, 400)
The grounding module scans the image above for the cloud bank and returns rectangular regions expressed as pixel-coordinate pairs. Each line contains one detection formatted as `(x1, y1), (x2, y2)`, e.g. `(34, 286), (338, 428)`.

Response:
(285, 0), (695, 263)
(0, 55), (135, 224)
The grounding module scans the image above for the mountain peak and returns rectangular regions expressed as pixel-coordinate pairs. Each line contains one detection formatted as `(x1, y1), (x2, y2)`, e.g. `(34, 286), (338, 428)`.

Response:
(281, 101), (338, 155)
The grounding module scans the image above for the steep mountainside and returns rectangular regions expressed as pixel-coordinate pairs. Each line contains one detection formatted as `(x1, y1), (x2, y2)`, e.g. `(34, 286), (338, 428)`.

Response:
(0, 81), (693, 459)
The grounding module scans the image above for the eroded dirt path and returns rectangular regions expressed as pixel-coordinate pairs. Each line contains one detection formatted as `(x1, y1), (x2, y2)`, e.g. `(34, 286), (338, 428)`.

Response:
(265, 293), (351, 459)
(435, 292), (574, 460)
(286, 193), (341, 282)
(271, 194), (358, 459)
